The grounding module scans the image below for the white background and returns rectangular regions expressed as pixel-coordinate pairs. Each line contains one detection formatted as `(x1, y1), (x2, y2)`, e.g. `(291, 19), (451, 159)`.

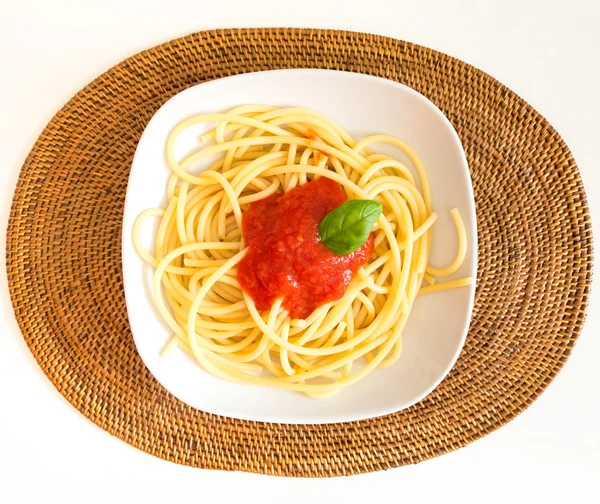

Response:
(1, 1), (598, 502)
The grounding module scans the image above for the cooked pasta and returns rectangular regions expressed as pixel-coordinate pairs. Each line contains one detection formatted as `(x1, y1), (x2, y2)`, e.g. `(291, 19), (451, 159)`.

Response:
(133, 105), (472, 397)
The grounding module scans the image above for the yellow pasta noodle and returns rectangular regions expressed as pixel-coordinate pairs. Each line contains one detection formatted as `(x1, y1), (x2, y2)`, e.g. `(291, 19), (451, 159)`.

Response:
(133, 105), (472, 397)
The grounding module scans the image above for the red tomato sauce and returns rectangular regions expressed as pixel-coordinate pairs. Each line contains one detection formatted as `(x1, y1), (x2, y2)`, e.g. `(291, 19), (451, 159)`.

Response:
(237, 177), (374, 319)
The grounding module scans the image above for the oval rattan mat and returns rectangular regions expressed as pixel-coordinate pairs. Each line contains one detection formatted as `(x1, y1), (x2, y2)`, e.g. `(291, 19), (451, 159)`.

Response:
(6, 29), (593, 476)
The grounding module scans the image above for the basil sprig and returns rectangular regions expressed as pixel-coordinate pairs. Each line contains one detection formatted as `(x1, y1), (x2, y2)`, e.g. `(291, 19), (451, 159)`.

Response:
(318, 199), (383, 255)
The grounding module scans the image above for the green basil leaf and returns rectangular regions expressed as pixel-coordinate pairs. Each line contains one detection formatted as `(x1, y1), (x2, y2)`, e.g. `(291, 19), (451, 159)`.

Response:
(318, 199), (383, 255)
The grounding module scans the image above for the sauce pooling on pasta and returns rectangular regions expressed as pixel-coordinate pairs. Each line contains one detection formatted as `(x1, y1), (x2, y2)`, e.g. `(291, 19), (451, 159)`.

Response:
(238, 177), (373, 319)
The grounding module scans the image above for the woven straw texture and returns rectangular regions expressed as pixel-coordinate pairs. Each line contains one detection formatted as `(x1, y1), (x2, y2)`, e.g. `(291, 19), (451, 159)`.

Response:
(6, 29), (593, 476)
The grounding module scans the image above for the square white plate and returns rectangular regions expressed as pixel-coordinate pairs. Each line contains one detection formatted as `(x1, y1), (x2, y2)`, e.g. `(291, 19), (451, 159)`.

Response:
(122, 69), (477, 424)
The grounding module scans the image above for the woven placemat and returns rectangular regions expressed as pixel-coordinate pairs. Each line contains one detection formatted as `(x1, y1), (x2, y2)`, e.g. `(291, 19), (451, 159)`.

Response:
(6, 28), (593, 476)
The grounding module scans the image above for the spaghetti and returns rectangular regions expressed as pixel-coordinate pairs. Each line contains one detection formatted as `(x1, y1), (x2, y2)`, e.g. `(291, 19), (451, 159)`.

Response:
(133, 105), (472, 397)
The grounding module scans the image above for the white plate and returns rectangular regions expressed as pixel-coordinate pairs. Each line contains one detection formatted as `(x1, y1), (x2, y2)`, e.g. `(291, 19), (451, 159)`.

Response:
(122, 69), (477, 424)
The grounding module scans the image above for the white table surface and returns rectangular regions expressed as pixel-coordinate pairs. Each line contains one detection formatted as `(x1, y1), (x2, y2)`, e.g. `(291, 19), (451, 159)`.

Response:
(1, 1), (599, 502)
